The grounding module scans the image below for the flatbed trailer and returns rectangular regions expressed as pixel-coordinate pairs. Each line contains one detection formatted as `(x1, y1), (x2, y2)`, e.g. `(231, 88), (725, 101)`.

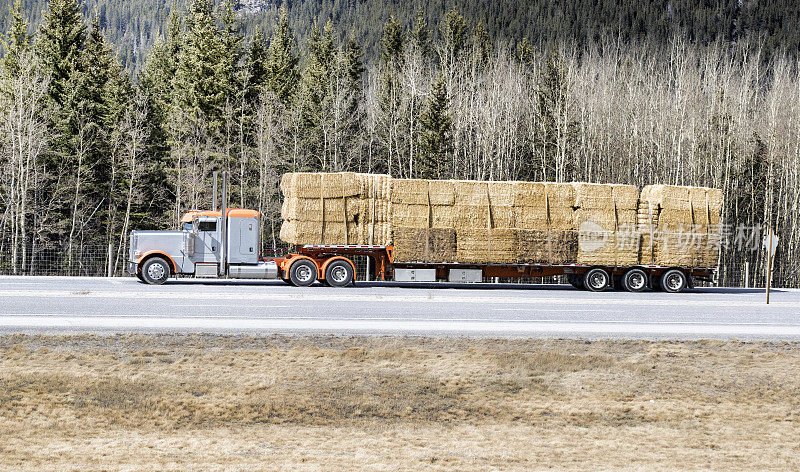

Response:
(270, 244), (716, 293)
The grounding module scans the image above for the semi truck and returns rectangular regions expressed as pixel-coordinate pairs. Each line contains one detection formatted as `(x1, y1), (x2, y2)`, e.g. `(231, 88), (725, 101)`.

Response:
(128, 172), (716, 292)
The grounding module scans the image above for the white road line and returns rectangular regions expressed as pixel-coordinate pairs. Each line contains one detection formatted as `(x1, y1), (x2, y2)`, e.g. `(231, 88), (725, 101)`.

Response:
(1, 315), (799, 336)
(2, 289), (799, 308)
(492, 308), (604, 312)
(179, 304), (292, 308)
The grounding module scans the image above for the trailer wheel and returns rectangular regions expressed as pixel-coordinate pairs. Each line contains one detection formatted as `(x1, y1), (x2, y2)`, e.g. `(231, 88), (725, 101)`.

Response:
(325, 260), (354, 287)
(289, 259), (318, 287)
(567, 274), (584, 290)
(141, 257), (170, 285)
(659, 269), (687, 293)
(621, 269), (648, 292)
(584, 268), (610, 292)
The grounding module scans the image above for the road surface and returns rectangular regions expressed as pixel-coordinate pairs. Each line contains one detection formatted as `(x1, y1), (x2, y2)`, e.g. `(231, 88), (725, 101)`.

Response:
(1, 276), (799, 339)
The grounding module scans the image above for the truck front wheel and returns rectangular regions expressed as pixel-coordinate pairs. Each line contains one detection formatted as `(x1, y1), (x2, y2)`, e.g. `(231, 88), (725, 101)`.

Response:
(141, 257), (170, 285)
(325, 260), (354, 287)
(289, 259), (318, 287)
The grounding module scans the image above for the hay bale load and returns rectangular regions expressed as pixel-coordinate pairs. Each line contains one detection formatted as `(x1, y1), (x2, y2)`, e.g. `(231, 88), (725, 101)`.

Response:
(573, 183), (640, 266)
(638, 184), (723, 267)
(279, 172), (722, 268)
(279, 172), (391, 245)
(390, 179), (456, 262)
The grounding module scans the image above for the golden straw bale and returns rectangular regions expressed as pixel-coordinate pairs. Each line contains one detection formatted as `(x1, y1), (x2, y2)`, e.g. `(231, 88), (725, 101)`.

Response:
(545, 182), (577, 208)
(427, 180), (456, 205)
(513, 182), (547, 208)
(393, 227), (457, 262)
(391, 204), (454, 229)
(489, 205), (516, 228)
(516, 230), (578, 264)
(281, 198), (359, 222)
(456, 228), (518, 263)
(454, 181), (490, 206)
(391, 179), (455, 206)
(487, 181), (516, 206)
(279, 220), (363, 245)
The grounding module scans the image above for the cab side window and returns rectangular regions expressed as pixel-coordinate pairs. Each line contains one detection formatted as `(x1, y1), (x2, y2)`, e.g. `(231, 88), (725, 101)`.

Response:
(198, 221), (217, 232)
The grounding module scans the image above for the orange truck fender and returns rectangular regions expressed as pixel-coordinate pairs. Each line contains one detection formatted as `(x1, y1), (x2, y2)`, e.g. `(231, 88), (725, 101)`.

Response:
(320, 256), (356, 280)
(279, 255), (320, 278)
(136, 251), (177, 274)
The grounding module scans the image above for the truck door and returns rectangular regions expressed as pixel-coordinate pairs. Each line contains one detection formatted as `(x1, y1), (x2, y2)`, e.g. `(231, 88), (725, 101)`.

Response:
(193, 217), (221, 264)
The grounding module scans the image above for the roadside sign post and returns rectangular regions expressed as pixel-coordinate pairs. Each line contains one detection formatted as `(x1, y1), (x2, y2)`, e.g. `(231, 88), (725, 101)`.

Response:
(763, 230), (779, 304)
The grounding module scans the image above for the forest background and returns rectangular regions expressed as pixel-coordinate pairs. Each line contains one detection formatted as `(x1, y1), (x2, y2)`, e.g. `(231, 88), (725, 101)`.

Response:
(0, 0), (798, 287)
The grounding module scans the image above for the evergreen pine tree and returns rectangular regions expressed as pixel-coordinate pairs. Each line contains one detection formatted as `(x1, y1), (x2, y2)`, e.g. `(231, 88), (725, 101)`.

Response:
(172, 0), (227, 131)
(418, 74), (452, 179)
(79, 16), (131, 244)
(138, 8), (181, 228)
(245, 26), (268, 105)
(411, 9), (430, 58)
(376, 15), (405, 175)
(35, 0), (86, 106)
(1, 0), (30, 77)
(380, 15), (404, 67)
(532, 46), (575, 181)
(299, 21), (335, 170)
(440, 8), (468, 65)
(219, 0), (243, 103)
(265, 5), (299, 107)
(472, 22), (491, 66)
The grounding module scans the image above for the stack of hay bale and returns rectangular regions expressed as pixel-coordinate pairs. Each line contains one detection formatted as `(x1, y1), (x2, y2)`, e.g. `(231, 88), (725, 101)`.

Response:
(279, 172), (391, 245)
(513, 182), (577, 264)
(637, 185), (723, 267)
(389, 179), (580, 264)
(279, 172), (723, 268)
(573, 183), (640, 266)
(390, 179), (457, 262)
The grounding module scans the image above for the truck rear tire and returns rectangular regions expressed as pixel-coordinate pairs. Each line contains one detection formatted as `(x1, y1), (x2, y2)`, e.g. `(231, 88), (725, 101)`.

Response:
(289, 259), (318, 287)
(659, 269), (687, 293)
(621, 269), (648, 292)
(325, 260), (354, 287)
(584, 268), (610, 292)
(141, 257), (170, 285)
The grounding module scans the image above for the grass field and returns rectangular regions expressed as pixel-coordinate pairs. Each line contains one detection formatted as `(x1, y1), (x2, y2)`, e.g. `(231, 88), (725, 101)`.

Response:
(1, 334), (799, 471)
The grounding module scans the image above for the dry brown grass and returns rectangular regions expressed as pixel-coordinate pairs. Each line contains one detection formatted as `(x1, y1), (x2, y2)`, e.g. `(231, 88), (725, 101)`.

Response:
(1, 335), (799, 471)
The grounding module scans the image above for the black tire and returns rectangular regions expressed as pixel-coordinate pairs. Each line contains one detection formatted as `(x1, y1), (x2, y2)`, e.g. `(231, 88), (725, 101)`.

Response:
(659, 269), (688, 293)
(325, 260), (354, 287)
(621, 268), (648, 292)
(281, 276), (294, 286)
(584, 268), (611, 292)
(136, 270), (145, 282)
(289, 259), (318, 287)
(141, 257), (170, 285)
(568, 274), (584, 290)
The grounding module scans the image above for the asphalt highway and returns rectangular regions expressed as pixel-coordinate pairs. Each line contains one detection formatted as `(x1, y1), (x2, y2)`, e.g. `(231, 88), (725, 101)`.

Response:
(1, 276), (799, 339)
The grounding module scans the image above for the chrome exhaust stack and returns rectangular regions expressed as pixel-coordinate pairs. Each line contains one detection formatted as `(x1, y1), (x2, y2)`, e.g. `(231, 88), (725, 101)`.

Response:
(219, 171), (227, 277)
